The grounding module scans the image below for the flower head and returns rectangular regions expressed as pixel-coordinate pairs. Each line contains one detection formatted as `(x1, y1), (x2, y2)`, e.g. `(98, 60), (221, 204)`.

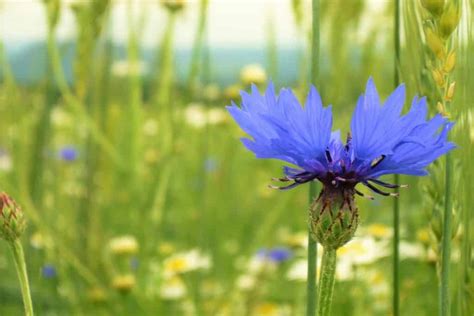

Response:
(227, 78), (454, 197)
(108, 235), (139, 256)
(0, 193), (26, 242)
(59, 146), (78, 162)
(162, 249), (211, 278)
(42, 264), (57, 279)
(257, 247), (293, 263)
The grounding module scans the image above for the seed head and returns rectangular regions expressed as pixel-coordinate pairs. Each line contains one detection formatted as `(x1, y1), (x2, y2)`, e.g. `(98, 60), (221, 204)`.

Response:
(445, 82), (456, 102)
(0, 193), (26, 242)
(420, 0), (445, 17)
(425, 27), (446, 60)
(439, 4), (460, 38)
(443, 51), (456, 73)
(432, 69), (445, 87)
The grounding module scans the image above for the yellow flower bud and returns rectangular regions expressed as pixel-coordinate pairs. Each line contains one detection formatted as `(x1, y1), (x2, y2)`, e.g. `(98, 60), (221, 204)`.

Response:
(420, 0), (445, 17)
(108, 235), (139, 256)
(445, 81), (456, 102)
(111, 274), (136, 293)
(425, 28), (446, 60)
(432, 69), (445, 87)
(443, 51), (456, 73)
(439, 4), (460, 38)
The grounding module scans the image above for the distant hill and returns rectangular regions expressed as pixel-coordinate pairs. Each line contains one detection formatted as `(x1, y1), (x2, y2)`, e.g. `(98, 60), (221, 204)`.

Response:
(1, 41), (301, 86)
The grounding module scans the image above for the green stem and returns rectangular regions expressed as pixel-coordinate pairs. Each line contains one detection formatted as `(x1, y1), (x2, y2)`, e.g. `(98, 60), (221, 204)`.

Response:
(311, 0), (320, 86)
(9, 240), (34, 316)
(316, 248), (337, 316)
(307, 182), (318, 316)
(440, 153), (453, 316)
(393, 174), (400, 315)
(187, 0), (209, 94)
(393, 0), (401, 315)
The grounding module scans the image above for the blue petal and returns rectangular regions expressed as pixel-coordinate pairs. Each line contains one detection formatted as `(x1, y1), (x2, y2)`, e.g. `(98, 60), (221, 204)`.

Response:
(227, 84), (333, 174)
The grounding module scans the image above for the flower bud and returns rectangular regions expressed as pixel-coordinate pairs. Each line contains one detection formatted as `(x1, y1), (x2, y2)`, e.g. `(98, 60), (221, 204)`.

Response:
(108, 235), (139, 256)
(420, 0), (445, 17)
(439, 4), (460, 38)
(425, 28), (446, 60)
(443, 51), (456, 73)
(0, 193), (26, 242)
(111, 274), (136, 293)
(309, 187), (359, 250)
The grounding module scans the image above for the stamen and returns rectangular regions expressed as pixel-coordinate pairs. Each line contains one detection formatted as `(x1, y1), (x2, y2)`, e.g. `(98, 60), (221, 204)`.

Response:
(272, 177), (290, 182)
(363, 181), (399, 197)
(325, 150), (332, 163)
(367, 178), (408, 189)
(370, 155), (386, 169)
(345, 132), (352, 151)
(355, 189), (374, 200)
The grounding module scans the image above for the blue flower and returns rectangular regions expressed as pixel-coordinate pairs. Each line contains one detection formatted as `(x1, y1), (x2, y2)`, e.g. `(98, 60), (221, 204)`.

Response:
(227, 78), (455, 197)
(267, 247), (293, 262)
(256, 247), (293, 263)
(42, 264), (57, 278)
(59, 146), (78, 161)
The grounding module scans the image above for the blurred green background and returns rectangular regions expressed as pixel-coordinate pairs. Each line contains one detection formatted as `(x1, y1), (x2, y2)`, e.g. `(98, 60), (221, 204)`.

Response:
(0, 0), (472, 315)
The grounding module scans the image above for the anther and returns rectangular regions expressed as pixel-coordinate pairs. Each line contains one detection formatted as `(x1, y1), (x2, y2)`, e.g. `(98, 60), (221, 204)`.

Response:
(325, 150), (332, 163)
(355, 189), (375, 200)
(370, 155), (386, 169)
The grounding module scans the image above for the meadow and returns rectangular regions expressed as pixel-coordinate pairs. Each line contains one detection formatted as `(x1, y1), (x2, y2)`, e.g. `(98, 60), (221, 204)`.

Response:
(0, 0), (473, 315)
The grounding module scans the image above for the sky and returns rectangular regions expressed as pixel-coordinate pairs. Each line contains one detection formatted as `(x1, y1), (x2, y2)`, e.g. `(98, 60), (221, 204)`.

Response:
(0, 0), (302, 48)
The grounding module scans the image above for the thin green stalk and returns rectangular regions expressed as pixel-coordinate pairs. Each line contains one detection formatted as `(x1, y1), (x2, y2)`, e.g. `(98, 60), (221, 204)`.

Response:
(187, 0), (209, 94)
(9, 240), (34, 316)
(266, 6), (278, 81)
(307, 183), (318, 316)
(441, 152), (453, 316)
(393, 0), (401, 315)
(393, 174), (400, 315)
(311, 0), (320, 86)
(45, 29), (123, 168)
(316, 248), (336, 316)
(307, 1), (320, 315)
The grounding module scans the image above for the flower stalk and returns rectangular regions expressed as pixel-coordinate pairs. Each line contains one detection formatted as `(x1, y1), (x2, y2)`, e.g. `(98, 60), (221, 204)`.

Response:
(9, 239), (34, 316)
(316, 248), (336, 316)
(0, 193), (34, 315)
(441, 152), (453, 316)
(307, 183), (318, 316)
